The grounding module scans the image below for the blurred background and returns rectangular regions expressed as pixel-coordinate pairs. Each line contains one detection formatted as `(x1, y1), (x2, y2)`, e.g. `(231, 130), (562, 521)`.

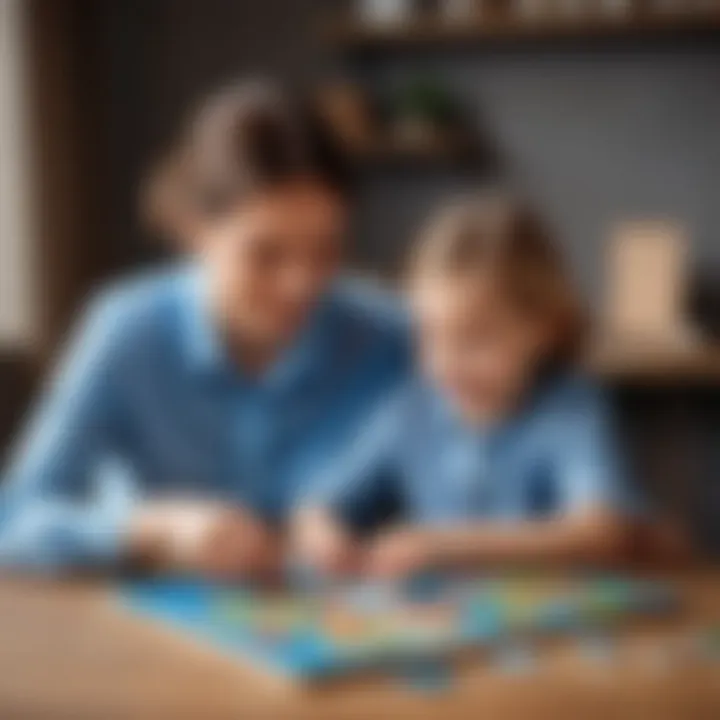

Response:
(0, 0), (718, 548)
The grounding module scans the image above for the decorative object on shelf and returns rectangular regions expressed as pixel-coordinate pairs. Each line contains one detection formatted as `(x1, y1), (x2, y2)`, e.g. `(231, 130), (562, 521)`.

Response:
(603, 221), (699, 350)
(314, 78), (483, 168)
(326, 1), (720, 49)
(388, 76), (463, 151)
(358, 0), (416, 26)
(314, 82), (377, 154)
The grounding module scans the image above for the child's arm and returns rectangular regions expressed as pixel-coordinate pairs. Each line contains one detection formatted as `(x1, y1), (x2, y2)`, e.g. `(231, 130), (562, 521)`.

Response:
(367, 509), (629, 577)
(368, 380), (635, 577)
(292, 506), (362, 576)
(291, 392), (405, 576)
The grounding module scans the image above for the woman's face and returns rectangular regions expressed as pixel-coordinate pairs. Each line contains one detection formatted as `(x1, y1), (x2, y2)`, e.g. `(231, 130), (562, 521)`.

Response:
(199, 181), (346, 348)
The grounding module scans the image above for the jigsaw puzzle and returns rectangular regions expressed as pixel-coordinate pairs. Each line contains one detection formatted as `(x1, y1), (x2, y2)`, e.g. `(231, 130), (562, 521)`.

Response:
(122, 573), (677, 681)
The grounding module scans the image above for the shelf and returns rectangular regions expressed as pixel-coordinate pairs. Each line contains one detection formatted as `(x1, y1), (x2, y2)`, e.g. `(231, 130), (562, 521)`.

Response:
(587, 337), (720, 384)
(347, 134), (483, 169)
(324, 11), (720, 50)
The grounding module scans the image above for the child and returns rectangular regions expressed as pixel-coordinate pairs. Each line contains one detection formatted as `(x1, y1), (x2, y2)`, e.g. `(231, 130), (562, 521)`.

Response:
(294, 190), (641, 578)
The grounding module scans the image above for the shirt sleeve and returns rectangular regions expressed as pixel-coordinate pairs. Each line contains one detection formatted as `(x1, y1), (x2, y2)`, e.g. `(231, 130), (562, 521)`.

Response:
(551, 380), (645, 517)
(299, 390), (405, 526)
(0, 292), (139, 571)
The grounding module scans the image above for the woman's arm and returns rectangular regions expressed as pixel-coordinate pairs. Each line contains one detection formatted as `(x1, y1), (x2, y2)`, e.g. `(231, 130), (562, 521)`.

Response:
(0, 291), (138, 571)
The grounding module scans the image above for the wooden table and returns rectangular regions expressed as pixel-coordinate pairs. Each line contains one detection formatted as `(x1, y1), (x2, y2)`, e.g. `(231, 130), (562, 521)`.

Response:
(0, 571), (718, 720)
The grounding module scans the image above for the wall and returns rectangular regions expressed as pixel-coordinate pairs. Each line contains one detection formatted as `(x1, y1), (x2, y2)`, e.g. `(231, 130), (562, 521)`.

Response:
(102, 1), (720, 310)
(101, 0), (323, 265)
(361, 41), (720, 302)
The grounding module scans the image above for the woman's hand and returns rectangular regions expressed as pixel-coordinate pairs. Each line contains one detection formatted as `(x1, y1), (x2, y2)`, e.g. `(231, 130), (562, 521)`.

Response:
(128, 501), (280, 579)
(291, 507), (360, 577)
(191, 507), (281, 580)
(364, 527), (437, 579)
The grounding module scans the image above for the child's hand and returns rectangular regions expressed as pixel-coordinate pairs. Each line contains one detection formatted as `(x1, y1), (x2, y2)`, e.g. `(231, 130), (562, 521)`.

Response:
(365, 527), (436, 579)
(129, 501), (280, 579)
(291, 508), (360, 577)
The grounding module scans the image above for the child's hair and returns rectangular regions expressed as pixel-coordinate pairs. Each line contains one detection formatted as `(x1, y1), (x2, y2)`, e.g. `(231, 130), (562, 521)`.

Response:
(409, 189), (587, 366)
(144, 79), (352, 239)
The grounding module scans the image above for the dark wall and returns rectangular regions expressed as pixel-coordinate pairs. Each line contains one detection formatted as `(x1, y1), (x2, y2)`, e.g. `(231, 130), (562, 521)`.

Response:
(0, 355), (35, 463)
(101, 0), (324, 266)
(100, 1), (720, 307)
(360, 42), (720, 300)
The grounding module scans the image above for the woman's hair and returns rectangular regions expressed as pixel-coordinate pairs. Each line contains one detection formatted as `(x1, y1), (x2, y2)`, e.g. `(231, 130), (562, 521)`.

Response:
(144, 79), (352, 239)
(409, 189), (587, 366)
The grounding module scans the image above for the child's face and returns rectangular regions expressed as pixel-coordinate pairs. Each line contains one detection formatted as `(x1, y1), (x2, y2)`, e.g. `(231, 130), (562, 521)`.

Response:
(411, 274), (551, 425)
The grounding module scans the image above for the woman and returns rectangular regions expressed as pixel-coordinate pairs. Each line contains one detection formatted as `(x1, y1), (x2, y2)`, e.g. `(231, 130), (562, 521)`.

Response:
(0, 81), (408, 576)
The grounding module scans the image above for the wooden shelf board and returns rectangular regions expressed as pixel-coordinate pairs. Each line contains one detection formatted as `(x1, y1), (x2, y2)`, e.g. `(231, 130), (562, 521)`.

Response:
(324, 11), (720, 49)
(587, 339), (720, 383)
(347, 135), (480, 167)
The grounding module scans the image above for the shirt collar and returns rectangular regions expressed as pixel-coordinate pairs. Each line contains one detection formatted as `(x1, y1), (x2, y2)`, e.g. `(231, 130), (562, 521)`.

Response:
(427, 373), (567, 447)
(180, 266), (335, 392)
(181, 267), (231, 378)
(262, 300), (334, 391)
(426, 382), (509, 446)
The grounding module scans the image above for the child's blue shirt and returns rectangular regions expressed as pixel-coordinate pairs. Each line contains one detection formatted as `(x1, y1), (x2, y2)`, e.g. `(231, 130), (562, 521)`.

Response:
(309, 373), (641, 525)
(0, 265), (409, 570)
